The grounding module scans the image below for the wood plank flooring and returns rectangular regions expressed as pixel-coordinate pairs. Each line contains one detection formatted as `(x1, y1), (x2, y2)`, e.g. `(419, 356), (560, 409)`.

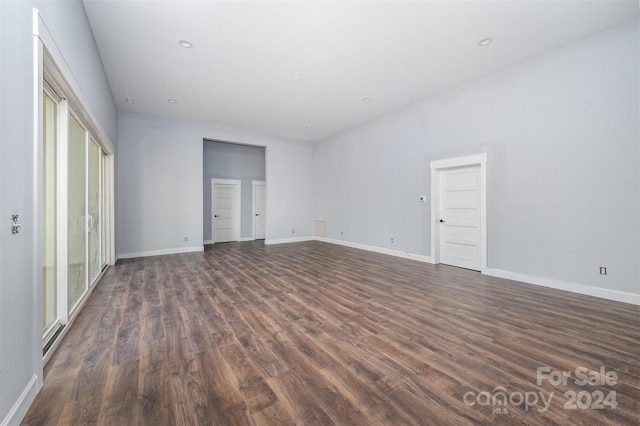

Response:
(23, 240), (639, 425)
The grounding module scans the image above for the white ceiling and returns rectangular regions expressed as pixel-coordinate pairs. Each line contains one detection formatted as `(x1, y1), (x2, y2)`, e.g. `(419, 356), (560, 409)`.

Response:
(83, 0), (638, 142)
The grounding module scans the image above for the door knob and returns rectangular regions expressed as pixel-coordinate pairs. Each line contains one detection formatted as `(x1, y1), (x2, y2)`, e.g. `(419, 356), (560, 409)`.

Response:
(214, 215), (219, 218)
(255, 214), (260, 216)
(439, 219), (445, 223)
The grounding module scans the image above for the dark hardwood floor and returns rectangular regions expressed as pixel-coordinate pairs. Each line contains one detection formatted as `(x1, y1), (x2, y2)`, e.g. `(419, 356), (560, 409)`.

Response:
(23, 240), (639, 425)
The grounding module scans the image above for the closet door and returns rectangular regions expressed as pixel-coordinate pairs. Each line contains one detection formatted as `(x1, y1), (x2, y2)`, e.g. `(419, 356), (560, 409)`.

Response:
(67, 113), (87, 312)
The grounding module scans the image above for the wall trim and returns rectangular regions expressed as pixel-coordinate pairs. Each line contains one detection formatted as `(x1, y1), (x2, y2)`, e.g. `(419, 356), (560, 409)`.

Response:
(1, 375), (38, 426)
(205, 238), (253, 244)
(316, 237), (433, 263)
(484, 268), (639, 306)
(265, 237), (316, 245)
(117, 246), (204, 260)
(266, 236), (639, 306)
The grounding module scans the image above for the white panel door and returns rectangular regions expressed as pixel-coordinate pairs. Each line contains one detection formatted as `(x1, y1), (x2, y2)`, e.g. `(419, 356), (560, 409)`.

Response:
(212, 179), (241, 243)
(253, 181), (266, 240)
(438, 165), (481, 271)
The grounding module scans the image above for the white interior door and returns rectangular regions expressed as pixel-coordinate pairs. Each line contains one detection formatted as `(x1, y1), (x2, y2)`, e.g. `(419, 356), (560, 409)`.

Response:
(253, 181), (266, 240)
(438, 165), (481, 271)
(212, 179), (241, 243)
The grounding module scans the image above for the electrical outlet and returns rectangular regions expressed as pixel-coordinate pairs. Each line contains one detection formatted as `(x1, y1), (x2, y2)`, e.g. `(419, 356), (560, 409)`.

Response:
(184, 236), (188, 242)
(341, 231), (344, 236)
(390, 237), (394, 244)
(291, 229), (295, 234)
(599, 267), (607, 275)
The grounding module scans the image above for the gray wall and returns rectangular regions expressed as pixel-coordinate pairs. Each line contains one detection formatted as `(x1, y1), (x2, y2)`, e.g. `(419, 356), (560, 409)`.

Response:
(203, 141), (265, 242)
(116, 111), (314, 257)
(314, 19), (639, 297)
(0, 1), (116, 423)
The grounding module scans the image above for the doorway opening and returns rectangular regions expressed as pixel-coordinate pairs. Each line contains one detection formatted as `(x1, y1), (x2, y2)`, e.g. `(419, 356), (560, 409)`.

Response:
(203, 140), (266, 244)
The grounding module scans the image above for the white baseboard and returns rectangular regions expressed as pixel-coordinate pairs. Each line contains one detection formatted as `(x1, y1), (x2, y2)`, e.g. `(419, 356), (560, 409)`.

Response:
(117, 245), (204, 260)
(1, 375), (38, 426)
(205, 238), (255, 245)
(265, 236), (315, 245)
(114, 239), (638, 305)
(484, 268), (640, 306)
(266, 237), (638, 306)
(315, 237), (433, 263)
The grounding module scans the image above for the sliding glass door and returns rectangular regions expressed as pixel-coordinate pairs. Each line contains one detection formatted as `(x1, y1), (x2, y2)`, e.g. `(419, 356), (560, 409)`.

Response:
(42, 90), (58, 340)
(67, 113), (87, 311)
(42, 72), (111, 355)
(67, 114), (106, 313)
(88, 138), (102, 285)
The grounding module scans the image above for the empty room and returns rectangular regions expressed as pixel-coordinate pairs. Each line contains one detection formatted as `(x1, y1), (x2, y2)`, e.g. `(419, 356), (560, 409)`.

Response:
(1, 0), (638, 425)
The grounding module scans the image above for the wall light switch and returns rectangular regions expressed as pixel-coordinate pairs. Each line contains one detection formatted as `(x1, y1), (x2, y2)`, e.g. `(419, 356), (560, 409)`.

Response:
(419, 195), (426, 202)
(11, 215), (21, 234)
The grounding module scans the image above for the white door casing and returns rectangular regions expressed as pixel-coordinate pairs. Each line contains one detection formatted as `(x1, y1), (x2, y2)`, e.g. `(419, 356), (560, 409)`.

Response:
(252, 180), (266, 240)
(212, 179), (241, 243)
(430, 154), (487, 272)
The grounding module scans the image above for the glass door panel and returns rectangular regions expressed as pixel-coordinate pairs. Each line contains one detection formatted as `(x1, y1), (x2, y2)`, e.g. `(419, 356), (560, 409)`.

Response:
(89, 138), (101, 285)
(68, 113), (87, 311)
(43, 90), (58, 336)
(101, 154), (108, 269)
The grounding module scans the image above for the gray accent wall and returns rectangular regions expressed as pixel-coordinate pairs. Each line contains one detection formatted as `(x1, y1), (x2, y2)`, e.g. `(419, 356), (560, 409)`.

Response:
(0, 1), (117, 423)
(203, 141), (265, 242)
(313, 19), (639, 297)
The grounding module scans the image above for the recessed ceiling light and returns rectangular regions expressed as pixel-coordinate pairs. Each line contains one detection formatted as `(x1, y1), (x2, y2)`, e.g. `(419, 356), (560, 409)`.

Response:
(178, 40), (193, 48)
(125, 97), (135, 104)
(168, 98), (178, 103)
(362, 98), (372, 102)
(477, 37), (493, 47)
(306, 125), (313, 129)
(293, 75), (300, 80)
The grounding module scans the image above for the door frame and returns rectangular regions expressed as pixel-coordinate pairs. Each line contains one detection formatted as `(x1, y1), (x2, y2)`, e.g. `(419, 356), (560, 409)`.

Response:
(430, 153), (487, 273)
(252, 180), (266, 240)
(211, 178), (241, 243)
